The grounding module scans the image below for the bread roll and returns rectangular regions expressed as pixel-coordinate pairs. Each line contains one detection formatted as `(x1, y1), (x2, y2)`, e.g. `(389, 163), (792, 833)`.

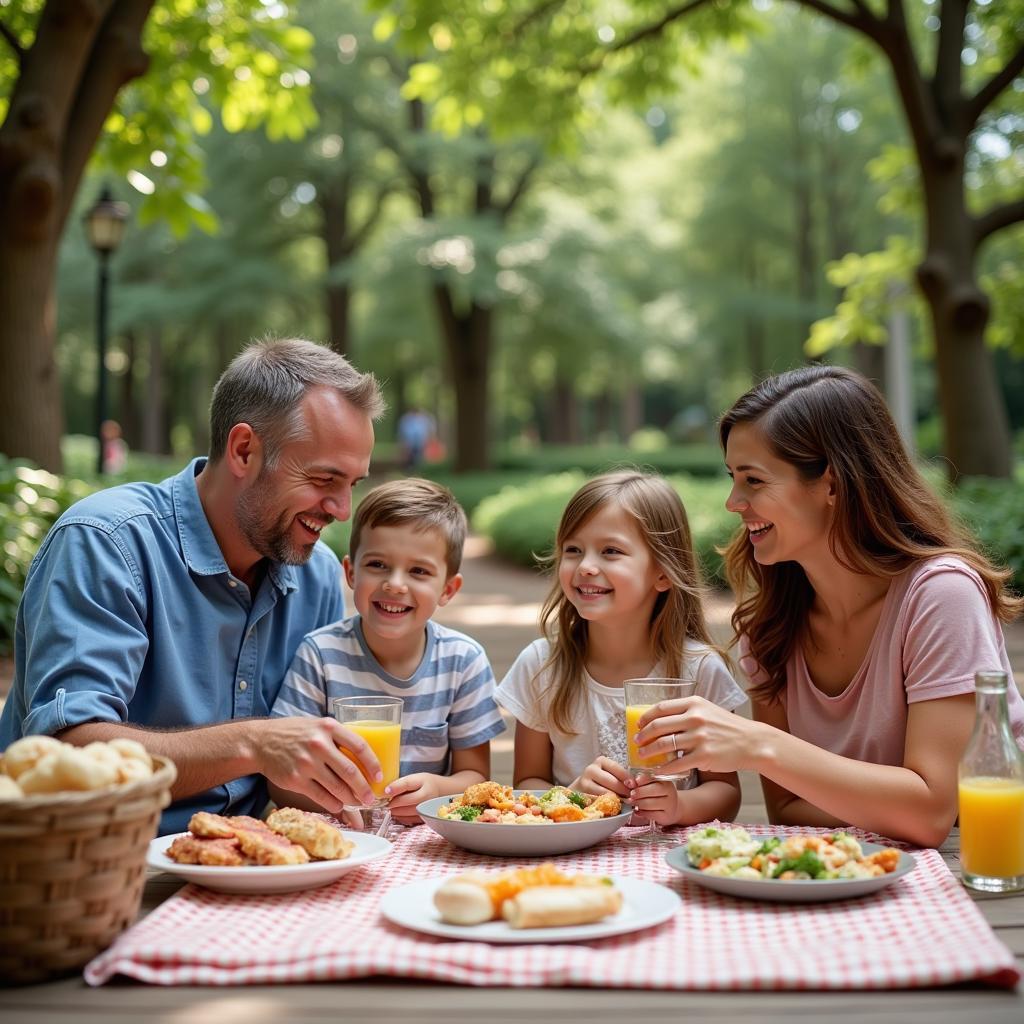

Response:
(18, 753), (66, 794)
(0, 775), (23, 799)
(109, 737), (153, 771)
(4, 736), (62, 780)
(434, 875), (495, 925)
(502, 885), (623, 929)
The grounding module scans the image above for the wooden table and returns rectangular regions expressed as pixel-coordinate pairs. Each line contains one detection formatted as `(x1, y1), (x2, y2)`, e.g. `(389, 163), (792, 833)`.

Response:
(1, 828), (1021, 1024)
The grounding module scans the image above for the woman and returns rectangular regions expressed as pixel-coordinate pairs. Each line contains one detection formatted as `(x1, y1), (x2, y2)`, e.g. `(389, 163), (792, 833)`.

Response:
(633, 365), (1024, 846)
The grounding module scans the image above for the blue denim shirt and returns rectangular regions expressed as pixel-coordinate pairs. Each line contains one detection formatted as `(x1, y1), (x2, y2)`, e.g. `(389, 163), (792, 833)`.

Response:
(0, 459), (345, 834)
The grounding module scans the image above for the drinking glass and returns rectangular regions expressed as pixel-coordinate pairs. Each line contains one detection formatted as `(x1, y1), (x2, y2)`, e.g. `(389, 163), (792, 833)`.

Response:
(332, 695), (402, 834)
(624, 678), (697, 846)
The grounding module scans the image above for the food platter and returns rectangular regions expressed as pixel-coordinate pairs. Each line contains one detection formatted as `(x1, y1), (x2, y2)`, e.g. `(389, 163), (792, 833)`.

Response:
(380, 874), (679, 943)
(665, 839), (916, 903)
(148, 829), (392, 894)
(416, 792), (632, 856)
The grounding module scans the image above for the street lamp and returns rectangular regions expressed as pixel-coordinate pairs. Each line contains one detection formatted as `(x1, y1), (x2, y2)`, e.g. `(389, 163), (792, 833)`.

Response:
(83, 185), (130, 475)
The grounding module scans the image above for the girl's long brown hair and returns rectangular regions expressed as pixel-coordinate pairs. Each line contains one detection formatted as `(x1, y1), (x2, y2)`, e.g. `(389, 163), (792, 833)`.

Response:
(539, 470), (725, 734)
(720, 366), (1022, 704)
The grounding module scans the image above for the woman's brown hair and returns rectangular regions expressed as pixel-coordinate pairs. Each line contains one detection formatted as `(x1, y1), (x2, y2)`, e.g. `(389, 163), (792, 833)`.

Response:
(538, 470), (725, 734)
(720, 365), (1022, 704)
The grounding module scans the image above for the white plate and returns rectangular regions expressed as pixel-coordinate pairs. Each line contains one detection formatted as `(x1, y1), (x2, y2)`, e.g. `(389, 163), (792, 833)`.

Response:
(416, 792), (632, 857)
(665, 839), (916, 903)
(147, 829), (392, 894)
(380, 875), (679, 943)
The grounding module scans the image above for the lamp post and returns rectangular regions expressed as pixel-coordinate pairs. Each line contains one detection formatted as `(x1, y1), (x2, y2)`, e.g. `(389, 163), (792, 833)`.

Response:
(83, 186), (130, 475)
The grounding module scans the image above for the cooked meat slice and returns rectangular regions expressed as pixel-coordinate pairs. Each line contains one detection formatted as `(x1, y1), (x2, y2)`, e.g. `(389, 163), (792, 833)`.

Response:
(167, 835), (247, 866)
(267, 807), (354, 861)
(187, 812), (237, 839)
(234, 824), (310, 865)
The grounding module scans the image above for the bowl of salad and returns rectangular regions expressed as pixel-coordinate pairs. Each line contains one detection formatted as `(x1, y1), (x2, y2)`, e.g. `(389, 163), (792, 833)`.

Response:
(666, 825), (915, 902)
(417, 783), (633, 856)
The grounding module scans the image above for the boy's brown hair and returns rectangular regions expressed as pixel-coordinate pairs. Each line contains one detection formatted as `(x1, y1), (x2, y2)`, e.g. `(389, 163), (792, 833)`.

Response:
(349, 478), (467, 577)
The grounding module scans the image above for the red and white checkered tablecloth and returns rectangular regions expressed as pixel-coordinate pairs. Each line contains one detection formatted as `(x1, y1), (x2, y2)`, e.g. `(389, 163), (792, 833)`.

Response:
(85, 823), (1020, 989)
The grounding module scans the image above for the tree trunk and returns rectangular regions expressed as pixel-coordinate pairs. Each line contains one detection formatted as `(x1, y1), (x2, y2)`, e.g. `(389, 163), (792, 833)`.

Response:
(549, 376), (579, 445)
(119, 329), (139, 447)
(742, 246), (765, 381)
(0, 0), (154, 469)
(140, 328), (166, 454)
(620, 381), (643, 441)
(916, 159), (1011, 479)
(593, 389), (614, 440)
(852, 341), (886, 389)
(321, 183), (353, 356)
(790, 84), (816, 350)
(435, 287), (491, 472)
(0, 240), (63, 468)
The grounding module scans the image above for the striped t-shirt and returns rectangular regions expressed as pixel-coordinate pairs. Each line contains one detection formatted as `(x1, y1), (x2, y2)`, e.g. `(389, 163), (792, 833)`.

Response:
(271, 616), (505, 775)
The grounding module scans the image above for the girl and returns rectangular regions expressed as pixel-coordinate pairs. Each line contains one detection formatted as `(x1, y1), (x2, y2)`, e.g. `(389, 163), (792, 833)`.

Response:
(496, 471), (746, 828)
(634, 366), (1024, 846)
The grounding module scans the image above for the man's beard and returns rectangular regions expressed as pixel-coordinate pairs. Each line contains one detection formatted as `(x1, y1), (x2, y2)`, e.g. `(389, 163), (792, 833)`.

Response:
(235, 471), (320, 565)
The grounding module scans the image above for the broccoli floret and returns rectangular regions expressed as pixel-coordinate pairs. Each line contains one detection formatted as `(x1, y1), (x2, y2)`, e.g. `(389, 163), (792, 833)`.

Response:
(756, 837), (781, 856)
(773, 850), (826, 878)
(568, 791), (587, 808)
(704, 827), (719, 836)
(454, 805), (482, 821)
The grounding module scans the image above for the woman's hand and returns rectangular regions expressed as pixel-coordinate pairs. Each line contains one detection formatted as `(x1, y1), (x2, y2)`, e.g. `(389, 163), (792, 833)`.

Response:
(635, 697), (763, 775)
(570, 756), (632, 797)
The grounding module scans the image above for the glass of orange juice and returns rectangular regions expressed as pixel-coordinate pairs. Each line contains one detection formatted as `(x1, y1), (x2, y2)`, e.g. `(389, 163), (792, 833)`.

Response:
(333, 696), (403, 832)
(624, 678), (697, 846)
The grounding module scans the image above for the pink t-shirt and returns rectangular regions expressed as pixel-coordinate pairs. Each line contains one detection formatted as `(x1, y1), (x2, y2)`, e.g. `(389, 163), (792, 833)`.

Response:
(740, 556), (1024, 766)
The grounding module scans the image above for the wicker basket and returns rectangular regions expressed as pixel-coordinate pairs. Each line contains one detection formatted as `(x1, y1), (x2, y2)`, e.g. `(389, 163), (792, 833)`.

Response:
(0, 755), (176, 985)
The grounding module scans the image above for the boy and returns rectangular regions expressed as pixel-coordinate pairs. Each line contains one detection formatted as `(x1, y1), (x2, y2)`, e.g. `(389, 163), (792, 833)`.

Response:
(271, 478), (504, 824)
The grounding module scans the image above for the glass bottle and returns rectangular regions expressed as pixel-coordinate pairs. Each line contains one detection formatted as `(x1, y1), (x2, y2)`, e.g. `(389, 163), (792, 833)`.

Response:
(958, 671), (1024, 892)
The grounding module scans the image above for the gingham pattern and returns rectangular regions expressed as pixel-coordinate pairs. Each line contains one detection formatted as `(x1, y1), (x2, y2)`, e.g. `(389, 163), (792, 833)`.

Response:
(84, 823), (1020, 989)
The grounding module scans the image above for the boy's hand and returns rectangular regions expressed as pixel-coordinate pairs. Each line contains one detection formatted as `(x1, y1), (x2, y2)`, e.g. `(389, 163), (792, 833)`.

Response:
(571, 756), (632, 797)
(626, 776), (681, 827)
(385, 773), (440, 824)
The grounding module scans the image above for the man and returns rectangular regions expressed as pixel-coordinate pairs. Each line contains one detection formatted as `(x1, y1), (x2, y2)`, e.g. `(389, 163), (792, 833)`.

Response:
(396, 405), (436, 472)
(0, 338), (386, 833)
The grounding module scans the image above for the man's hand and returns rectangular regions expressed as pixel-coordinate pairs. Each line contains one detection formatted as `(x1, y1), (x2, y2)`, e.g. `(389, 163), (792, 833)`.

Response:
(627, 776), (681, 826)
(570, 756), (632, 797)
(255, 717), (381, 813)
(384, 773), (440, 824)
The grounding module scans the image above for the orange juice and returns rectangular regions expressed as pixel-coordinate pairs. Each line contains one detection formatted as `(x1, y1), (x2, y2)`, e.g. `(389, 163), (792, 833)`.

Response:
(959, 776), (1024, 879)
(346, 720), (401, 799)
(626, 704), (665, 771)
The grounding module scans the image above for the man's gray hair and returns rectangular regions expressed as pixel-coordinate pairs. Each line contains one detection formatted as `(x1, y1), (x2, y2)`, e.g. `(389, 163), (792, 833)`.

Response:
(209, 338), (385, 465)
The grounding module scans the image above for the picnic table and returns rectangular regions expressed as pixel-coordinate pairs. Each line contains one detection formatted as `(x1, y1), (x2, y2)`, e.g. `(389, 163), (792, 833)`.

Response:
(2, 824), (1021, 1024)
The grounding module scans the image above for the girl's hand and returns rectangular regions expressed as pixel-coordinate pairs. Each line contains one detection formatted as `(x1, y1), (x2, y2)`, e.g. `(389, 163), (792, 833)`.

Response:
(626, 777), (680, 827)
(636, 696), (762, 775)
(571, 756), (632, 797)
(385, 773), (439, 824)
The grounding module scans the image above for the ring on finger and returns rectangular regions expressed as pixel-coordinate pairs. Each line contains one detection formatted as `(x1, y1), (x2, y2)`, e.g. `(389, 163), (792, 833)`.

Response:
(671, 733), (679, 752)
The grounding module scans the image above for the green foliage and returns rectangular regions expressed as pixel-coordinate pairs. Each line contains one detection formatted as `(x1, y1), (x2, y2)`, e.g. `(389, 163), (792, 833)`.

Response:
(952, 478), (1024, 595)
(369, 0), (753, 144)
(474, 467), (1024, 596)
(472, 471), (735, 584)
(101, 0), (317, 235)
(807, 237), (922, 356)
(0, 458), (97, 653)
(493, 444), (725, 479)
